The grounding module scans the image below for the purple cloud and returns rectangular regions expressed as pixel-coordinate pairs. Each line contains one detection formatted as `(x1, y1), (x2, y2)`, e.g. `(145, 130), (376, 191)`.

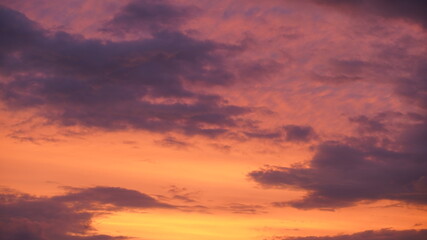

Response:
(249, 116), (427, 209)
(102, 0), (199, 34)
(244, 125), (317, 143)
(313, 0), (427, 29)
(283, 125), (317, 142)
(280, 228), (427, 240)
(0, 186), (172, 240)
(349, 115), (389, 134)
(0, 4), (268, 138)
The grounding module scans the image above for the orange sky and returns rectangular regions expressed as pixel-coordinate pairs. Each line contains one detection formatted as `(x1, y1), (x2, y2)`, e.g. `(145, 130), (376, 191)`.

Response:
(1, 1), (427, 240)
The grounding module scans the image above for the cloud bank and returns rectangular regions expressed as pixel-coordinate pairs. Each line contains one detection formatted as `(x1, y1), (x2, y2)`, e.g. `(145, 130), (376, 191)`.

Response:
(0, 186), (172, 240)
(281, 228), (427, 240)
(250, 116), (427, 209)
(0, 1), (279, 138)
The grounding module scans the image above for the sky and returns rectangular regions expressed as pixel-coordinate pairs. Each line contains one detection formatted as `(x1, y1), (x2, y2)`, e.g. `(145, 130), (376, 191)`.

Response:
(0, 0), (427, 239)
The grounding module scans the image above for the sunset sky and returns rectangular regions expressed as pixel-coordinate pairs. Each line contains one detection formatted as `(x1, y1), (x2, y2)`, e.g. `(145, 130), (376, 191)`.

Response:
(1, 0), (427, 240)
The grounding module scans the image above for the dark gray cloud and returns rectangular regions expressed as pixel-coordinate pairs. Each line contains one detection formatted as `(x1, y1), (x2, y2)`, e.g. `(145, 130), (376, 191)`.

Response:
(220, 203), (267, 214)
(244, 130), (283, 140)
(53, 186), (173, 209)
(249, 117), (427, 209)
(283, 125), (317, 142)
(281, 228), (427, 240)
(395, 60), (427, 110)
(314, 0), (427, 29)
(348, 112), (422, 135)
(249, 45), (427, 210)
(244, 125), (317, 143)
(310, 59), (371, 84)
(250, 55), (427, 209)
(103, 0), (199, 34)
(0, 3), (280, 138)
(0, 186), (172, 240)
(349, 115), (389, 134)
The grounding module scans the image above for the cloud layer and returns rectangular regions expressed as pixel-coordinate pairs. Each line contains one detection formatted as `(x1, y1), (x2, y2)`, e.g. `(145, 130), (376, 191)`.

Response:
(0, 2), (272, 138)
(247, 0), (427, 210)
(314, 0), (427, 29)
(282, 228), (427, 240)
(250, 113), (427, 209)
(0, 186), (172, 240)
(1, 0), (427, 239)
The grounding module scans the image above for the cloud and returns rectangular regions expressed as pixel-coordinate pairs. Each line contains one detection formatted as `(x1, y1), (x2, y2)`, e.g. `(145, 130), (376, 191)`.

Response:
(283, 125), (317, 142)
(395, 60), (427, 110)
(280, 228), (427, 240)
(53, 186), (173, 209)
(219, 203), (267, 214)
(349, 115), (389, 134)
(244, 125), (317, 143)
(102, 0), (199, 34)
(249, 50), (427, 209)
(244, 130), (283, 140)
(249, 116), (427, 209)
(310, 59), (373, 83)
(0, 4), (271, 138)
(313, 0), (427, 29)
(156, 185), (200, 203)
(0, 186), (172, 240)
(154, 136), (192, 149)
(248, 24), (427, 209)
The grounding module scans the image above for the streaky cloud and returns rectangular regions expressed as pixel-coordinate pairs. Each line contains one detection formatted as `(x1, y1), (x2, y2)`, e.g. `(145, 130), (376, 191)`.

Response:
(280, 228), (427, 240)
